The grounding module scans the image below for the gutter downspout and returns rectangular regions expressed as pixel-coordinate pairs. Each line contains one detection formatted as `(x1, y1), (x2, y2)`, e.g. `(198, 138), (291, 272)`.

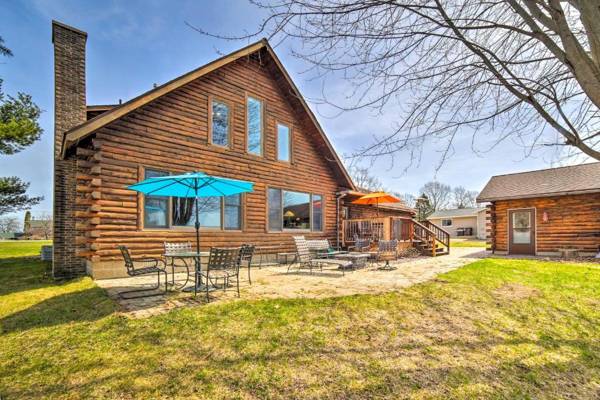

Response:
(336, 191), (349, 249)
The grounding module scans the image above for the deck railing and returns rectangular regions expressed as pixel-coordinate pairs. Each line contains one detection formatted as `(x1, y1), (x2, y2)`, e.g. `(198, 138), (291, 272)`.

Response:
(342, 216), (414, 245)
(341, 216), (449, 256)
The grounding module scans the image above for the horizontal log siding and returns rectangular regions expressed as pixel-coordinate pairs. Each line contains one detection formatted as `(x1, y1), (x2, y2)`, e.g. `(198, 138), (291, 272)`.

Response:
(84, 53), (345, 262)
(492, 193), (600, 253)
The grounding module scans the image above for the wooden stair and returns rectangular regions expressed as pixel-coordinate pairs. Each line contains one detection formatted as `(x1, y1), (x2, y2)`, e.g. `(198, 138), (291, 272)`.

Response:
(412, 220), (450, 256)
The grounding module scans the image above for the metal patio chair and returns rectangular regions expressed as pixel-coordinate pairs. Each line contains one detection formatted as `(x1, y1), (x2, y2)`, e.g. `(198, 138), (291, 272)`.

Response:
(376, 239), (399, 270)
(117, 245), (168, 299)
(163, 241), (192, 289)
(196, 247), (241, 301)
(239, 244), (256, 284)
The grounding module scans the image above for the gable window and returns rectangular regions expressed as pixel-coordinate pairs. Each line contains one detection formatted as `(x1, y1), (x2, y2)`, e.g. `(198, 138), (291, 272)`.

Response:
(277, 123), (291, 162)
(247, 96), (263, 155)
(441, 219), (452, 227)
(267, 188), (323, 231)
(143, 169), (169, 228)
(211, 99), (230, 147)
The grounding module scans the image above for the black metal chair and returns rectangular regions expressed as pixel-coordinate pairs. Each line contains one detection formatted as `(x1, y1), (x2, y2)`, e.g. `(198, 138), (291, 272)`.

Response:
(117, 245), (168, 299)
(239, 244), (256, 284)
(196, 247), (241, 301)
(376, 239), (399, 270)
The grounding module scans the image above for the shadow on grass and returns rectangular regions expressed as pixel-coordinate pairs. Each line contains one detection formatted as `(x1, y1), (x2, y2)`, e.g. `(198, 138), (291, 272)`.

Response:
(0, 285), (115, 334)
(0, 256), (54, 297)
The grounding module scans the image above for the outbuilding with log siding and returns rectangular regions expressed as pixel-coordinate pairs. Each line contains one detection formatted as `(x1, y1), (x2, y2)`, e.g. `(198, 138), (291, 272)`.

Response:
(477, 163), (600, 256)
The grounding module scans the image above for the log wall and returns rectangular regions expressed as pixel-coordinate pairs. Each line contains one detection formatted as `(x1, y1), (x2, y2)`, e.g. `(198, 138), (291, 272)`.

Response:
(72, 51), (354, 277)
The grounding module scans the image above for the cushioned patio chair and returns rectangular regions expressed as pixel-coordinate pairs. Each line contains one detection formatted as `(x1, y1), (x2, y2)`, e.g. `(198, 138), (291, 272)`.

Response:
(117, 245), (168, 299)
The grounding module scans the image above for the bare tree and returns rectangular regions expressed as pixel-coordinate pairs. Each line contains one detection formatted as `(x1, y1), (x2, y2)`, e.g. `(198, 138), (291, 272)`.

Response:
(452, 186), (478, 208)
(198, 1), (600, 166)
(0, 216), (19, 233)
(395, 192), (417, 208)
(420, 181), (452, 210)
(349, 166), (385, 192)
(35, 213), (53, 240)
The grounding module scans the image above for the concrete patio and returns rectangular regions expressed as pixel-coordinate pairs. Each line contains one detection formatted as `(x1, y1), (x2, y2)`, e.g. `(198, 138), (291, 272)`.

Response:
(97, 247), (487, 318)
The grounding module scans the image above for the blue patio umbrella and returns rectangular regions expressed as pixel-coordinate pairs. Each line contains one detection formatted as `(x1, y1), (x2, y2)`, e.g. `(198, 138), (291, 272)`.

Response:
(127, 171), (254, 254)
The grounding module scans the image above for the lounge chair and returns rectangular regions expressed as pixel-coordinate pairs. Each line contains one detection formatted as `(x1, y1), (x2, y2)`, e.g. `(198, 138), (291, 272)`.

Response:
(291, 236), (352, 275)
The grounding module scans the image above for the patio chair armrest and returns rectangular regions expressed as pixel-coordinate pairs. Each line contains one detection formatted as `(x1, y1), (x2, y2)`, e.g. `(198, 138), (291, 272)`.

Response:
(131, 257), (166, 269)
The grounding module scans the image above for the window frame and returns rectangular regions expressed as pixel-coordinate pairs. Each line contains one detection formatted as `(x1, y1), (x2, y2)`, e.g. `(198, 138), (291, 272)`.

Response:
(441, 219), (453, 227)
(276, 121), (292, 163)
(245, 93), (265, 157)
(141, 167), (172, 230)
(139, 166), (244, 232)
(265, 186), (325, 233)
(208, 95), (233, 148)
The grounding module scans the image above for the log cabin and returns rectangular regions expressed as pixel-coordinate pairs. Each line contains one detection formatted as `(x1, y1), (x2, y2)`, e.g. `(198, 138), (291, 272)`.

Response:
(477, 163), (600, 256)
(51, 21), (416, 279)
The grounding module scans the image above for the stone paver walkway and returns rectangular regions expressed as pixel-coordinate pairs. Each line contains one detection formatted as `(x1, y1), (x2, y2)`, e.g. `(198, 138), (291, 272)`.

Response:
(97, 247), (486, 318)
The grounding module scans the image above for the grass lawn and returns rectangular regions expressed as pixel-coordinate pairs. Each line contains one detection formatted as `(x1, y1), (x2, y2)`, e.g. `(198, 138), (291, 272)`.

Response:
(1, 243), (600, 399)
(0, 239), (52, 257)
(451, 238), (487, 248)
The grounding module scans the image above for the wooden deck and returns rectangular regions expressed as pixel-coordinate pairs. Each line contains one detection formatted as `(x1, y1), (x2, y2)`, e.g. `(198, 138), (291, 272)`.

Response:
(342, 216), (450, 256)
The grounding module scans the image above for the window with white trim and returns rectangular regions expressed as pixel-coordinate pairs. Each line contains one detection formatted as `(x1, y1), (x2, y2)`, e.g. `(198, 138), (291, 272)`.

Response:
(441, 219), (452, 227)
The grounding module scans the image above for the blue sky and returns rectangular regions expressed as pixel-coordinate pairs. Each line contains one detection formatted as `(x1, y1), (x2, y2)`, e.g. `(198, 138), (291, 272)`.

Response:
(1, 0), (571, 219)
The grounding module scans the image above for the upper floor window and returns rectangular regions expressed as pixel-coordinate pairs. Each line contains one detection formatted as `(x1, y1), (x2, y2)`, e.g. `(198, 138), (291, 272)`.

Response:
(441, 219), (452, 227)
(267, 188), (323, 232)
(211, 99), (230, 147)
(277, 123), (291, 162)
(247, 96), (263, 155)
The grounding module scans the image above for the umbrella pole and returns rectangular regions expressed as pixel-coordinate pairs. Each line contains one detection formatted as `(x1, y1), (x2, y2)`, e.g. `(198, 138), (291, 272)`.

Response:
(195, 195), (201, 291)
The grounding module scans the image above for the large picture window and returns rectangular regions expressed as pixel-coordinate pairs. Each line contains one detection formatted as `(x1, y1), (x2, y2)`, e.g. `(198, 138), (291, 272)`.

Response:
(142, 168), (242, 230)
(247, 96), (263, 155)
(267, 188), (323, 231)
(211, 99), (230, 147)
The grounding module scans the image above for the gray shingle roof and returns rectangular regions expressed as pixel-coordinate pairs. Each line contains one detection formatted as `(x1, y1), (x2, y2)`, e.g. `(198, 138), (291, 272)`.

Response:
(428, 207), (486, 219)
(477, 162), (600, 202)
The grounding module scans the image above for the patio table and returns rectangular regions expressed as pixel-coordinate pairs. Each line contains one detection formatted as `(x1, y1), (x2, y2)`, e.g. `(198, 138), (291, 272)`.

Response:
(333, 253), (370, 269)
(165, 251), (212, 292)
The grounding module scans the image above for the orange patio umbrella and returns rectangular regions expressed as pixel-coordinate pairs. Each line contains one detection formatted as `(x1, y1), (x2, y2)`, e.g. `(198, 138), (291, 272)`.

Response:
(351, 192), (401, 216)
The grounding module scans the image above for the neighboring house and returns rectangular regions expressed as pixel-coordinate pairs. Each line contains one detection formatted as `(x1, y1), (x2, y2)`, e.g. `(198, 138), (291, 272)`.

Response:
(51, 21), (410, 279)
(25, 218), (53, 240)
(477, 163), (600, 256)
(427, 208), (486, 239)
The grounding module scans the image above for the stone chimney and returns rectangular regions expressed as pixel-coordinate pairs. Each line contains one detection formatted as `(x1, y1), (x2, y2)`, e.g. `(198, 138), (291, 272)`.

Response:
(52, 21), (87, 278)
